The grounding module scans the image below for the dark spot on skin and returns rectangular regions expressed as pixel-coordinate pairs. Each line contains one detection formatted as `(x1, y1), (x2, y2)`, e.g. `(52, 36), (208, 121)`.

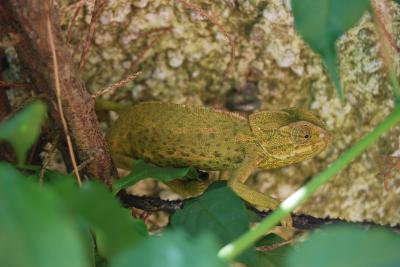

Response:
(214, 151), (222, 157)
(234, 157), (243, 164)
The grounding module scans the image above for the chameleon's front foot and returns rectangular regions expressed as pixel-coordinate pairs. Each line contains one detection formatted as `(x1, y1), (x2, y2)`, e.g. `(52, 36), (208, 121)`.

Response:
(227, 179), (293, 228)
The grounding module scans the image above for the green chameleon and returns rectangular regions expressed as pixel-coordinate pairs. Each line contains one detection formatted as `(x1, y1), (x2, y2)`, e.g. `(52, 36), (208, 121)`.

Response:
(104, 101), (331, 225)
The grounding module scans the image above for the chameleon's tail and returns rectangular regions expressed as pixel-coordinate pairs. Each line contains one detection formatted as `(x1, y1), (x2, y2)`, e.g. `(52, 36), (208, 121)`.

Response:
(95, 98), (127, 114)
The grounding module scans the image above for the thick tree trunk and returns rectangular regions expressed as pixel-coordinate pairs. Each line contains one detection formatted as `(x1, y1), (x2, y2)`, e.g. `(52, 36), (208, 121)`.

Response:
(0, 0), (118, 185)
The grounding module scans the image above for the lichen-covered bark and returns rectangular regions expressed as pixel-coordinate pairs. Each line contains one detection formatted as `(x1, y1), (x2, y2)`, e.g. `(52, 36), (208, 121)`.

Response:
(60, 0), (400, 224)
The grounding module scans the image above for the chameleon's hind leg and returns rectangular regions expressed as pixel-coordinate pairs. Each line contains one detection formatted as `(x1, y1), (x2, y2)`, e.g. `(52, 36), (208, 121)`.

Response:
(227, 157), (292, 227)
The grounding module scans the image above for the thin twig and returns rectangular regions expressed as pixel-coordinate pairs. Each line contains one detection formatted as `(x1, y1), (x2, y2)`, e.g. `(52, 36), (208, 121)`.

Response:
(0, 81), (31, 89)
(371, 0), (400, 102)
(125, 27), (172, 75)
(79, 0), (107, 70)
(60, 0), (87, 14)
(176, 0), (235, 78)
(66, 0), (85, 43)
(91, 71), (141, 99)
(72, 155), (94, 173)
(371, 0), (399, 52)
(47, 15), (82, 186)
(255, 240), (293, 252)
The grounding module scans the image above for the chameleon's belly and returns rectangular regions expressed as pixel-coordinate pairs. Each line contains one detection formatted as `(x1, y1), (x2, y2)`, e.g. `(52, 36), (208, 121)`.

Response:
(108, 102), (253, 170)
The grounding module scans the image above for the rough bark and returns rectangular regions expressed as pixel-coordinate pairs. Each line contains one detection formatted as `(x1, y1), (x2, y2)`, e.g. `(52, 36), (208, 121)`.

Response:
(0, 0), (118, 185)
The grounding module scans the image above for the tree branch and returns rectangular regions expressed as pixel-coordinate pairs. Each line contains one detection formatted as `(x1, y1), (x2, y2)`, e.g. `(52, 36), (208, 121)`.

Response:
(0, 0), (118, 185)
(117, 191), (400, 230)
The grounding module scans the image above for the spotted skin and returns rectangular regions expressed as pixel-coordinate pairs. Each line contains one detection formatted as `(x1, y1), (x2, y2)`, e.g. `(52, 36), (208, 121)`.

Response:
(108, 102), (253, 170)
(107, 102), (331, 226)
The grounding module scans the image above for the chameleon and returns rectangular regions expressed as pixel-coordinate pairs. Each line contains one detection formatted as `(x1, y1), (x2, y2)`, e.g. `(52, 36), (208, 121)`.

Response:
(105, 101), (331, 225)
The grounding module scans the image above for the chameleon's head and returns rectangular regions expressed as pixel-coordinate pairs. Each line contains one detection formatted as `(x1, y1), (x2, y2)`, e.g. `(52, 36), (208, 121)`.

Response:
(249, 107), (331, 169)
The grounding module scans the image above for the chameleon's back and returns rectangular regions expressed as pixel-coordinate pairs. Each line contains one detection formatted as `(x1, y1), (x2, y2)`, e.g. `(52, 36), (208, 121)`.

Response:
(107, 102), (253, 170)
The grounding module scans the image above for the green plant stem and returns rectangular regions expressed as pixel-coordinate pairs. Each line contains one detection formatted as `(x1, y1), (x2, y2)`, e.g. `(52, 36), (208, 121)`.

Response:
(218, 106), (400, 262)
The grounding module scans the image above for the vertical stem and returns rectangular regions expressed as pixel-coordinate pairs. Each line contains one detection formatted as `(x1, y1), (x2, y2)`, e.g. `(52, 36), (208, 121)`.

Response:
(218, 106), (400, 262)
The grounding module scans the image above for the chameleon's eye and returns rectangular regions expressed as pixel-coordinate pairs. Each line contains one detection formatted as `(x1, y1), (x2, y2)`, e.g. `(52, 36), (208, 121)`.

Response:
(291, 124), (312, 144)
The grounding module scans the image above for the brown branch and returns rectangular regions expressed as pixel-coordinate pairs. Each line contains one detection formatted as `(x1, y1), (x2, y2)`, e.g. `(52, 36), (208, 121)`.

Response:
(47, 15), (82, 185)
(66, 0), (85, 43)
(371, 0), (398, 72)
(176, 0), (235, 78)
(79, 0), (107, 70)
(371, 0), (399, 52)
(117, 191), (400, 230)
(0, 81), (31, 89)
(0, 0), (118, 185)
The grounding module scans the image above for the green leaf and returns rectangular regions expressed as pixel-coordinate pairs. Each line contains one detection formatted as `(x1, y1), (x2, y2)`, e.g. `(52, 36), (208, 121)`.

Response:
(171, 182), (256, 266)
(112, 159), (199, 194)
(0, 162), (89, 267)
(287, 225), (400, 267)
(0, 101), (47, 164)
(291, 0), (370, 100)
(43, 169), (75, 183)
(52, 180), (147, 258)
(110, 230), (227, 267)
